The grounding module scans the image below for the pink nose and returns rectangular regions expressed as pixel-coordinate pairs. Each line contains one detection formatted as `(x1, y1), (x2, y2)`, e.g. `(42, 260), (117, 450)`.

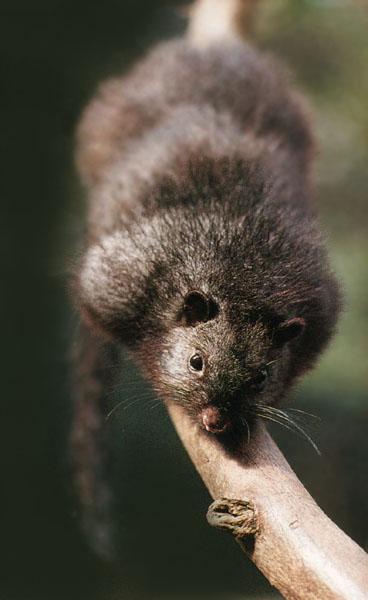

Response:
(201, 405), (230, 434)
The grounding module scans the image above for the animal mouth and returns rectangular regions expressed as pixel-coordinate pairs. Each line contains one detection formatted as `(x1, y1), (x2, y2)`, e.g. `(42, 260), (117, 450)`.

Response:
(200, 405), (231, 434)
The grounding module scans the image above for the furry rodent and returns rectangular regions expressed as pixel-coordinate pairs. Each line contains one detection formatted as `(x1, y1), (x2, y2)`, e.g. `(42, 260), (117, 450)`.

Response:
(71, 17), (341, 553)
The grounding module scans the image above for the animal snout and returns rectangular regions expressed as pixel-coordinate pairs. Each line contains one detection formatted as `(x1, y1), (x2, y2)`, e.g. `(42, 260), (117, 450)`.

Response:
(200, 405), (231, 434)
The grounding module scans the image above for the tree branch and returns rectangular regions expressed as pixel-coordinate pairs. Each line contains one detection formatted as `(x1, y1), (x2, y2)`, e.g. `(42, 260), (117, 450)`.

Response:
(168, 403), (368, 600)
(187, 0), (258, 47)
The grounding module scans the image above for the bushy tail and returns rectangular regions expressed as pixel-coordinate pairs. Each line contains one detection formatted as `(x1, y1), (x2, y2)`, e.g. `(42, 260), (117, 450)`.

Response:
(187, 0), (258, 47)
(70, 324), (119, 560)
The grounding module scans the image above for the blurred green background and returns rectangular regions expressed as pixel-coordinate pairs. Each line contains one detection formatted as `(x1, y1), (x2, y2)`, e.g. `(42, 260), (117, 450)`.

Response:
(1, 1), (367, 599)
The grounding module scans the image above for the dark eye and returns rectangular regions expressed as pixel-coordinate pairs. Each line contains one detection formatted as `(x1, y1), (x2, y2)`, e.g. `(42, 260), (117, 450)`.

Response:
(189, 353), (204, 372)
(249, 367), (269, 391)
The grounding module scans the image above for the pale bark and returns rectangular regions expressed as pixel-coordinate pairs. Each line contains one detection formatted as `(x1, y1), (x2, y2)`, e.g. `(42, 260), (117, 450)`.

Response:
(187, 0), (258, 47)
(168, 403), (368, 600)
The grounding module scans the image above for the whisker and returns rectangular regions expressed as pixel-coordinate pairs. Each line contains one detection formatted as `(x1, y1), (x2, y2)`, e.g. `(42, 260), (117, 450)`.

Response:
(286, 407), (321, 421)
(254, 404), (319, 431)
(253, 411), (308, 445)
(240, 416), (251, 444)
(251, 407), (321, 455)
(265, 358), (280, 367)
(105, 401), (125, 421)
(108, 378), (151, 392)
(105, 393), (154, 420)
(277, 410), (321, 455)
(101, 380), (153, 401)
(268, 406), (321, 436)
(148, 400), (163, 411)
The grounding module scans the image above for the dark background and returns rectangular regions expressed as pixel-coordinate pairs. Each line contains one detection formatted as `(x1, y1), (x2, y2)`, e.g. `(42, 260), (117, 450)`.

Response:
(1, 1), (367, 599)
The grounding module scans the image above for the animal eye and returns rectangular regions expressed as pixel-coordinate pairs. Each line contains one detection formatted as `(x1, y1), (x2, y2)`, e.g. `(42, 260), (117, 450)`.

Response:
(249, 367), (269, 391)
(189, 353), (204, 372)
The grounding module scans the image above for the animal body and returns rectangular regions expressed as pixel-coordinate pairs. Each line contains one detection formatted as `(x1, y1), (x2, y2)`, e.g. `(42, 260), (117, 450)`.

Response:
(71, 0), (341, 554)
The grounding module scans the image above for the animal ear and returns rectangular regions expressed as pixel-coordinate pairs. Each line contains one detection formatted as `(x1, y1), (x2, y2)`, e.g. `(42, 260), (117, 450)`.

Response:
(179, 291), (217, 327)
(274, 317), (306, 346)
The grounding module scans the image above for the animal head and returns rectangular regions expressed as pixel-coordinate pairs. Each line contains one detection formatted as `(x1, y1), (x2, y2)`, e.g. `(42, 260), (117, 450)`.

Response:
(76, 212), (338, 437)
(144, 289), (306, 434)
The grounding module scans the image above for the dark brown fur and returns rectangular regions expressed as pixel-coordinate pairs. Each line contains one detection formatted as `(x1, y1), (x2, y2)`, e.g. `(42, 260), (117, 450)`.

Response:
(71, 37), (341, 554)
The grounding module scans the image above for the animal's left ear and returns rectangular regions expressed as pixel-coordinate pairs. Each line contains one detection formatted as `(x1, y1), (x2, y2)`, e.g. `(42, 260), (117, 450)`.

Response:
(274, 317), (306, 346)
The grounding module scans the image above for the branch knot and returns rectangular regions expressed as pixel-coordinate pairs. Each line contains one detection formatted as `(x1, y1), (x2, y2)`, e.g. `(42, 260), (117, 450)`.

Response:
(206, 497), (258, 540)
